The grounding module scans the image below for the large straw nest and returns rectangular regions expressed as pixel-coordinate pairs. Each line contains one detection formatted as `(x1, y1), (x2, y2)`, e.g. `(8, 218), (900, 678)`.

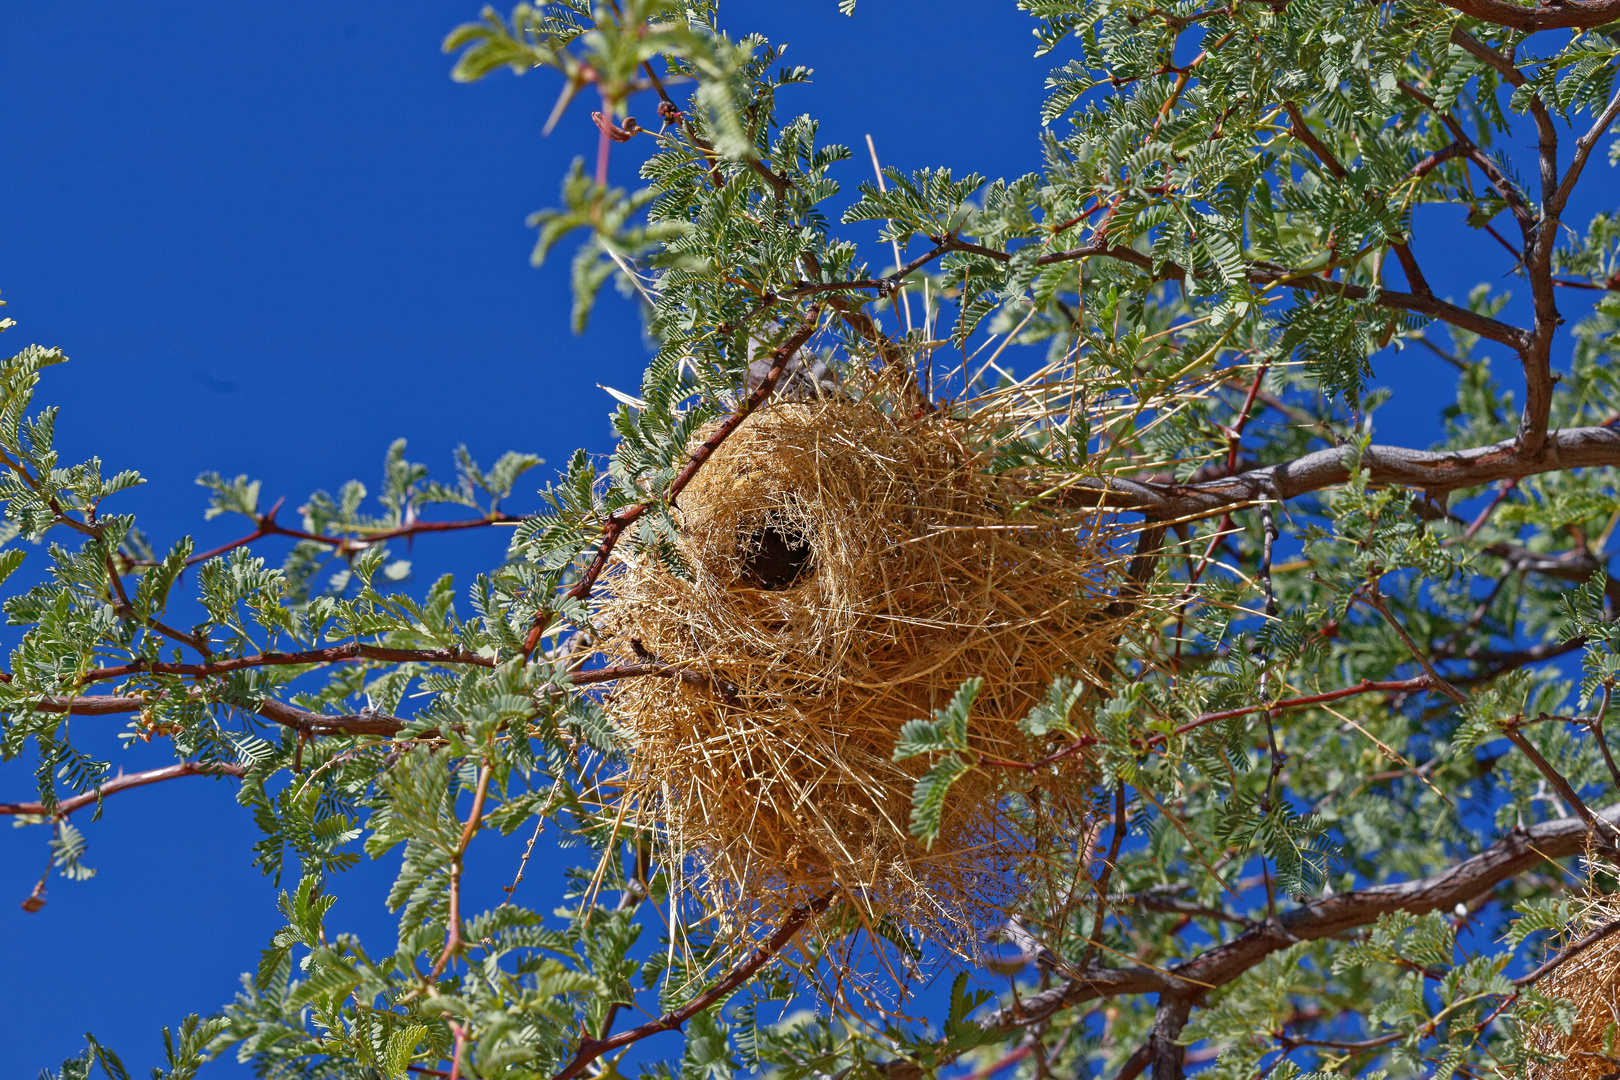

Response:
(1524, 881), (1620, 1078)
(596, 397), (1136, 944)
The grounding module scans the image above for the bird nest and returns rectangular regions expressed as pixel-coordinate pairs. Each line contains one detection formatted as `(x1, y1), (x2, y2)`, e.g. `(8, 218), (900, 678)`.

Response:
(594, 397), (1141, 945)
(1523, 880), (1620, 1079)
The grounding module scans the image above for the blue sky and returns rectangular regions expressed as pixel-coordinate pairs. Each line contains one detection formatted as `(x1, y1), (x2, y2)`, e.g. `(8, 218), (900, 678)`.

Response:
(0, 1), (1596, 1074)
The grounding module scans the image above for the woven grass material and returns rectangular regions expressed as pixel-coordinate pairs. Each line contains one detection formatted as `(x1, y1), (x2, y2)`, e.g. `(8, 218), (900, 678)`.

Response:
(597, 399), (1136, 944)
(1525, 883), (1620, 1079)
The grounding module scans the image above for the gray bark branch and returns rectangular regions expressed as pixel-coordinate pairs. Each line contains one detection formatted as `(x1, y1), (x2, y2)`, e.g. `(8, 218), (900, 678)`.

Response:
(1065, 426), (1620, 521)
(983, 804), (1620, 1030)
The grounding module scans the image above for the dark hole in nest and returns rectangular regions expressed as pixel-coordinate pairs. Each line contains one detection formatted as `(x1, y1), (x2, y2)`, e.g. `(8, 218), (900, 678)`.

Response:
(741, 518), (814, 590)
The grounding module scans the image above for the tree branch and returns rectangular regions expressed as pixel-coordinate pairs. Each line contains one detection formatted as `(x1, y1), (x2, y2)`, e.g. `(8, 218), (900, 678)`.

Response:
(1515, 914), (1620, 987)
(0, 760), (246, 817)
(11, 661), (707, 736)
(1149, 994), (1194, 1080)
(1550, 84), (1620, 219)
(519, 306), (822, 658)
(430, 762), (493, 980)
(1438, 0), (1620, 33)
(1151, 678), (1434, 746)
(982, 803), (1620, 1029)
(124, 499), (526, 569)
(1282, 101), (1348, 179)
(1060, 426), (1620, 521)
(78, 643), (497, 687)
(550, 891), (836, 1080)
(1501, 724), (1620, 851)
(1447, 28), (1526, 87)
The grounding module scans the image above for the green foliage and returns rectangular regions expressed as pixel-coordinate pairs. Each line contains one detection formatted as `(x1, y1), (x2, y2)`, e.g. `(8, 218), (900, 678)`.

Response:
(894, 677), (981, 845)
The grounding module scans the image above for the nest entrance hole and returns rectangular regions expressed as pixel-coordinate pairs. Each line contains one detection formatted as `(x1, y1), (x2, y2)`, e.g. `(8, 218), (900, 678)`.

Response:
(741, 518), (814, 590)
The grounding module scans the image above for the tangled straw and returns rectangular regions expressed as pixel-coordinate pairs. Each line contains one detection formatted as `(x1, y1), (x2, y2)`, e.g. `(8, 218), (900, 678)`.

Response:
(595, 392), (1149, 946)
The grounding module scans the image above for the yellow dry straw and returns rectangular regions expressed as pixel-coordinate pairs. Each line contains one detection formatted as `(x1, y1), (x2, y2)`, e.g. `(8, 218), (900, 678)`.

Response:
(595, 397), (1143, 945)
(1523, 881), (1620, 1079)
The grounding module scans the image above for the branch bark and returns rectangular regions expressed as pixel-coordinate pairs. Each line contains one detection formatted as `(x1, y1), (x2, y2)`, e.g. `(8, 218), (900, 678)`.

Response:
(1439, 0), (1620, 33)
(0, 760), (246, 817)
(79, 643), (496, 687)
(518, 306), (822, 657)
(982, 803), (1620, 1029)
(124, 499), (525, 569)
(1061, 425), (1620, 521)
(9, 661), (711, 736)
(550, 891), (835, 1080)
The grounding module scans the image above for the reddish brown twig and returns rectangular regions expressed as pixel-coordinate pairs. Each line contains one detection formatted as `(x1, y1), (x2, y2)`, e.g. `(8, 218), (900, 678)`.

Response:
(978, 735), (1100, 772)
(79, 643), (497, 687)
(958, 1041), (1036, 1080)
(1282, 101), (1348, 179)
(447, 1020), (470, 1080)
(123, 498), (525, 569)
(1150, 677), (1435, 746)
(550, 891), (835, 1080)
(1458, 478), (1518, 541)
(1076, 782), (1128, 974)
(430, 762), (494, 981)
(0, 760), (246, 817)
(10, 659), (735, 738)
(518, 307), (821, 658)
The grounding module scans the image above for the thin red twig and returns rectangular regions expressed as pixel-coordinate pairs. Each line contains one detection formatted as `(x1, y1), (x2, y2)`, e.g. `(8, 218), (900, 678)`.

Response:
(519, 307), (821, 658)
(123, 498), (524, 569)
(550, 891), (835, 1080)
(430, 763), (494, 980)
(0, 760), (246, 817)
(1152, 677), (1434, 746)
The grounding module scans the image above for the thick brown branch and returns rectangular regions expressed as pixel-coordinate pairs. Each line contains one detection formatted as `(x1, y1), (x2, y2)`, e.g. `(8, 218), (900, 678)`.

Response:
(1440, 0), (1620, 33)
(0, 760), (246, 817)
(983, 803), (1620, 1028)
(1448, 28), (1526, 88)
(551, 892), (835, 1080)
(1282, 101), (1348, 179)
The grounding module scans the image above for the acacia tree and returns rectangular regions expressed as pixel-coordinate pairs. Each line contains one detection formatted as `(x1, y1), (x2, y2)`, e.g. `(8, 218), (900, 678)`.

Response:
(11, 0), (1620, 1077)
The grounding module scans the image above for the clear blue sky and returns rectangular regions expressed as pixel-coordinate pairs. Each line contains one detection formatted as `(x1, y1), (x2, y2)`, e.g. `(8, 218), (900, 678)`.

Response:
(0, 1), (1577, 1074)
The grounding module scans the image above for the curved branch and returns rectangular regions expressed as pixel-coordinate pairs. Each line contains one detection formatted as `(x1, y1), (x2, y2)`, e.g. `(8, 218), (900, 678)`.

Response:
(125, 501), (526, 569)
(550, 891), (836, 1080)
(952, 236), (1528, 350)
(519, 306), (822, 657)
(0, 760), (246, 817)
(984, 803), (1620, 1028)
(1063, 425), (1620, 521)
(1440, 0), (1620, 32)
